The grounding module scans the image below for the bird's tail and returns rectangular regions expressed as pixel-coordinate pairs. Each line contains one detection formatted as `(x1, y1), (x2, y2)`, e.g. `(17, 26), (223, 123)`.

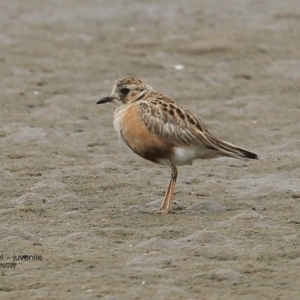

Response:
(205, 134), (258, 159)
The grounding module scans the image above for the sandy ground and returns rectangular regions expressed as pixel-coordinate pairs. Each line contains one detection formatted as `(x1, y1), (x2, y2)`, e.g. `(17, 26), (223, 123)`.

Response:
(1, 0), (300, 299)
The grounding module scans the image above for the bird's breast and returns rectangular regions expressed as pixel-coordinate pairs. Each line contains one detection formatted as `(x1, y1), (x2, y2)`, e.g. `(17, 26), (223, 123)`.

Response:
(113, 106), (125, 139)
(113, 103), (172, 164)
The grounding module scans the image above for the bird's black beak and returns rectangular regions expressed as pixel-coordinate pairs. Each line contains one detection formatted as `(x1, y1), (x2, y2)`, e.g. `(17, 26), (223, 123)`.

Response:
(96, 96), (116, 104)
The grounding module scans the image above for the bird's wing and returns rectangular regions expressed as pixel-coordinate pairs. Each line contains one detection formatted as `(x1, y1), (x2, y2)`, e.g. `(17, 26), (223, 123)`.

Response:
(138, 95), (211, 147)
(138, 97), (258, 159)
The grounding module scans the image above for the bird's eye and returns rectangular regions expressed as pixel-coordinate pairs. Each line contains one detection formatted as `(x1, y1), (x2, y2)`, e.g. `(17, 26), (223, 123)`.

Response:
(120, 88), (130, 95)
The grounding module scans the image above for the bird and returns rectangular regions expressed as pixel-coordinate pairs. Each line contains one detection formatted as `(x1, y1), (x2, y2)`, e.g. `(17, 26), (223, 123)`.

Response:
(97, 78), (258, 213)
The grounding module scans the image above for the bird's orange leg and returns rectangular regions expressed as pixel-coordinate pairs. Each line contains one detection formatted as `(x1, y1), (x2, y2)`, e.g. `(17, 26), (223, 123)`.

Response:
(159, 165), (178, 213)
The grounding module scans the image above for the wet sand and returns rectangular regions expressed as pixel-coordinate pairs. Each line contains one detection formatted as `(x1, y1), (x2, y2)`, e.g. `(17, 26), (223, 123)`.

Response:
(1, 0), (300, 299)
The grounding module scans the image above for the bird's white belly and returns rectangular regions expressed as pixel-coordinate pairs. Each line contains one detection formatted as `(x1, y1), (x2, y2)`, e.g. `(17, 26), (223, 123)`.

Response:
(171, 146), (220, 166)
(171, 147), (198, 165)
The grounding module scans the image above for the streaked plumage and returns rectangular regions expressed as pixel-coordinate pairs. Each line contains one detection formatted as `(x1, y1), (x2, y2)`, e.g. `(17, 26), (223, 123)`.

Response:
(97, 78), (258, 213)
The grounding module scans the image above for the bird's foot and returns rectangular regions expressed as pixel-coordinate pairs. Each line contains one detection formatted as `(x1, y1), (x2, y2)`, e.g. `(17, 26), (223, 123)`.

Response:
(156, 207), (172, 214)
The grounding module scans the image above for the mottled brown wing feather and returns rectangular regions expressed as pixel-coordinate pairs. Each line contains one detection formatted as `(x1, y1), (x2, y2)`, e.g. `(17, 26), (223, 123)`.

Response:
(138, 95), (258, 159)
(138, 96), (210, 147)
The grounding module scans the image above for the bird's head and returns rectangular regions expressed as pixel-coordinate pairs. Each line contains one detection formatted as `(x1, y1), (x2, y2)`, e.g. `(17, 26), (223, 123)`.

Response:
(97, 78), (153, 106)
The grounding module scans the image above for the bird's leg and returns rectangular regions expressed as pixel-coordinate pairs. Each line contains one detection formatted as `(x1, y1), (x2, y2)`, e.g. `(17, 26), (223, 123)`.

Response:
(159, 165), (178, 213)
